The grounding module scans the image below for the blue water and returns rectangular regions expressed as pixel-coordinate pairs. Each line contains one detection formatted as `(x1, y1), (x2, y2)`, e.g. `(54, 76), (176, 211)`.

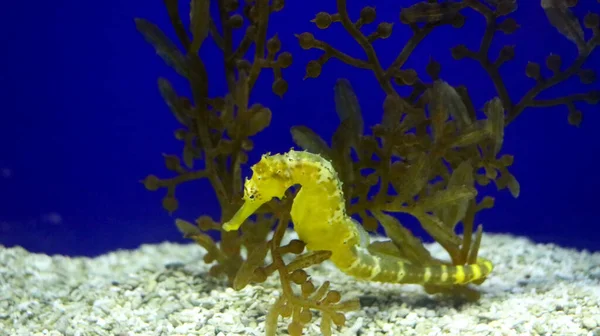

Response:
(1, 0), (598, 256)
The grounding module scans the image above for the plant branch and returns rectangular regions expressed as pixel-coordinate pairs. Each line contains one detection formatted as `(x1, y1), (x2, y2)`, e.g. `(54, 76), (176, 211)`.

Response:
(464, 1), (513, 114)
(336, 0), (394, 94)
(386, 24), (434, 73)
(218, 0), (237, 94)
(528, 91), (598, 108)
(508, 48), (598, 125)
(209, 18), (225, 50)
(163, 0), (191, 52)
(248, 0), (271, 89)
(310, 39), (372, 69)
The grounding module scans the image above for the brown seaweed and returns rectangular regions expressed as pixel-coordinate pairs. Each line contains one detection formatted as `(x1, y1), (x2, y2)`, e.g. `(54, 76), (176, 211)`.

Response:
(136, 0), (599, 335)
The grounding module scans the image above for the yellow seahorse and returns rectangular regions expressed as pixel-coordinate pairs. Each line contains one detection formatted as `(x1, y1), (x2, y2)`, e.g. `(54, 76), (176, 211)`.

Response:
(223, 149), (493, 285)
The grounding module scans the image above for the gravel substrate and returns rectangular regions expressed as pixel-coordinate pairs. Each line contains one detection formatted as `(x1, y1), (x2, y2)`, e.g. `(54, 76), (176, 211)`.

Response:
(1, 231), (600, 336)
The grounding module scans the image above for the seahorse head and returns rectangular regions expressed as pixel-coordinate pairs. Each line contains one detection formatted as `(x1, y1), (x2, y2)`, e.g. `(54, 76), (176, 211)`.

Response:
(245, 152), (295, 199)
(223, 153), (293, 232)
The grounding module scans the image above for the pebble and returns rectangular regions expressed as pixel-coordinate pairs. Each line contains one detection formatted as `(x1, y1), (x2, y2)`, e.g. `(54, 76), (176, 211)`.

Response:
(1, 232), (599, 336)
(582, 317), (598, 330)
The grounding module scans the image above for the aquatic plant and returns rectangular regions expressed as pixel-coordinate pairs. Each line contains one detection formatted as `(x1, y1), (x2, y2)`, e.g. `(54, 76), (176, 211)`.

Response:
(136, 0), (599, 335)
(290, 0), (600, 304)
(136, 1), (361, 334)
(136, 0), (292, 284)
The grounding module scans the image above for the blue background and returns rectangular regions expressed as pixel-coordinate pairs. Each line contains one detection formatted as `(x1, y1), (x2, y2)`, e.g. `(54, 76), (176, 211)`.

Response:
(1, 0), (599, 256)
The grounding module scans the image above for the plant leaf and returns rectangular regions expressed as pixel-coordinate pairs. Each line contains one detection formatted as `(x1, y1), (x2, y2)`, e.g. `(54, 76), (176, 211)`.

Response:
(290, 125), (332, 158)
(247, 106), (272, 136)
(162, 153), (184, 172)
(190, 0), (210, 52)
(135, 18), (188, 77)
(449, 120), (491, 148)
(427, 81), (449, 142)
(157, 77), (192, 126)
(332, 79), (363, 166)
(320, 315), (332, 336)
(235, 72), (250, 116)
(182, 145), (195, 169)
(484, 97), (505, 156)
(265, 296), (284, 336)
(495, 167), (520, 198)
(371, 210), (434, 265)
(233, 242), (269, 290)
(541, 0), (587, 54)
(455, 85), (477, 123)
(412, 211), (462, 251)
(174, 219), (223, 264)
(331, 118), (356, 185)
(435, 80), (472, 130)
(395, 152), (431, 202)
(467, 224), (484, 265)
(175, 218), (202, 236)
(506, 171), (520, 198)
(221, 94), (236, 134)
(438, 161), (475, 228)
(382, 94), (404, 128)
(418, 185), (477, 214)
(286, 250), (332, 273)
(334, 79), (364, 137)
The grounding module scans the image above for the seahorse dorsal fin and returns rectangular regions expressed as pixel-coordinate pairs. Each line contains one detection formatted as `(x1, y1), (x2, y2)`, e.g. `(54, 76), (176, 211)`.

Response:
(351, 218), (370, 248)
(367, 240), (412, 264)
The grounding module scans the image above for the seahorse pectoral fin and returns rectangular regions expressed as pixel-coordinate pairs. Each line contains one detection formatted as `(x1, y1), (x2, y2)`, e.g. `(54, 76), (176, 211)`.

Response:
(222, 201), (263, 231)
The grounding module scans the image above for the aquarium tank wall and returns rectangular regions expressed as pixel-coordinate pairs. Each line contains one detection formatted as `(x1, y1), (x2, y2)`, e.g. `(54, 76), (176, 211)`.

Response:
(1, 0), (600, 336)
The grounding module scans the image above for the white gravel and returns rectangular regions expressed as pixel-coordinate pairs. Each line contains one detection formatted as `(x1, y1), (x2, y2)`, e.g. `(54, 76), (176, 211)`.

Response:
(1, 231), (599, 336)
